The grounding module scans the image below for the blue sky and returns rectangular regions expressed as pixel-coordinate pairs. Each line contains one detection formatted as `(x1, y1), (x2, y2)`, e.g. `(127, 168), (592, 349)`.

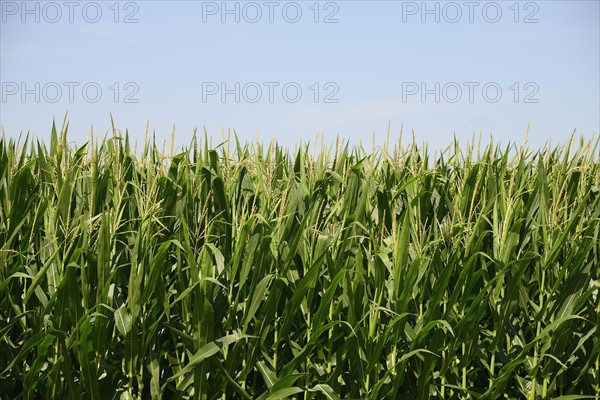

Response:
(1, 0), (599, 152)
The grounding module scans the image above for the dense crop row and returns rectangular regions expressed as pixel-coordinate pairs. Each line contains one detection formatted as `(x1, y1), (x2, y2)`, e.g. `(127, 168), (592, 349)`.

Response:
(1, 122), (599, 399)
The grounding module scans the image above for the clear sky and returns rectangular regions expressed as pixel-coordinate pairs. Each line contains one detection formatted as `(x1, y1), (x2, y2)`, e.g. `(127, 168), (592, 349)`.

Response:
(1, 0), (599, 152)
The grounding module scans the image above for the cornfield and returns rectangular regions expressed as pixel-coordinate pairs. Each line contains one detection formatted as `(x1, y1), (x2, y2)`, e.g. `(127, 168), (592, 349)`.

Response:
(1, 121), (599, 400)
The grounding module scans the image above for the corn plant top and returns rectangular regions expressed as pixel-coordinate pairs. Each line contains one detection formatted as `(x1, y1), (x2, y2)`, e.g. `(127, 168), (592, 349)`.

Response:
(1, 123), (599, 399)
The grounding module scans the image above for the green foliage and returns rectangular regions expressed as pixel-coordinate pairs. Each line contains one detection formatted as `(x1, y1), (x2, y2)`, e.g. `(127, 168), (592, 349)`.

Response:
(1, 122), (599, 399)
